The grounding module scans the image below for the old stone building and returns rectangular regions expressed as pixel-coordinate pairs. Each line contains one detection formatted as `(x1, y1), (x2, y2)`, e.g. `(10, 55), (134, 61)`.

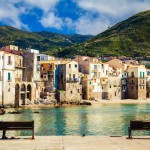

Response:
(127, 65), (146, 100)
(58, 61), (82, 102)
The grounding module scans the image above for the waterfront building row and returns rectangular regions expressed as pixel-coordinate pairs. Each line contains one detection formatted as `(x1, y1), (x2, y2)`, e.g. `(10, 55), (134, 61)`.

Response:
(0, 45), (150, 107)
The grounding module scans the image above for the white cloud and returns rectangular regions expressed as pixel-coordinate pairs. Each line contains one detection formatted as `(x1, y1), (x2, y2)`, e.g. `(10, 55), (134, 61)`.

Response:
(73, 0), (150, 17)
(0, 0), (149, 35)
(40, 12), (63, 29)
(65, 14), (110, 35)
(0, 0), (60, 30)
(75, 15), (110, 35)
(70, 0), (150, 34)
(0, 0), (29, 30)
(24, 0), (60, 13)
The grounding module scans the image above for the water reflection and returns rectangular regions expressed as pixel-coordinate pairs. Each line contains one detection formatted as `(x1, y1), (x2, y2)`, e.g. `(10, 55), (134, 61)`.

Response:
(54, 107), (66, 135)
(79, 107), (88, 136)
(1, 104), (150, 136)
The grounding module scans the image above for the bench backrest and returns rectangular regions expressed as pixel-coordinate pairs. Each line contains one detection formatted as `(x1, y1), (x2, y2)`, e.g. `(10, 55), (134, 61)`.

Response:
(0, 121), (34, 129)
(130, 121), (150, 129)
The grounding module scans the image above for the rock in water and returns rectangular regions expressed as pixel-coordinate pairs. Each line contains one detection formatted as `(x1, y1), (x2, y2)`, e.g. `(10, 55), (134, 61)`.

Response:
(0, 108), (6, 115)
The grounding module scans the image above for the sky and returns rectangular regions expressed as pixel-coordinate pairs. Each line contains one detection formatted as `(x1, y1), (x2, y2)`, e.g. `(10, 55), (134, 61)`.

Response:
(0, 0), (149, 35)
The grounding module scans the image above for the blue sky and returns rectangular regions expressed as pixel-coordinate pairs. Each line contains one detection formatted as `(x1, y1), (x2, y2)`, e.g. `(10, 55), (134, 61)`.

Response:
(0, 0), (149, 35)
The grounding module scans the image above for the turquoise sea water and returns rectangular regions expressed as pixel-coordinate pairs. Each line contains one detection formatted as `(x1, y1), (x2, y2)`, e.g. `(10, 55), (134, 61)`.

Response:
(1, 104), (150, 136)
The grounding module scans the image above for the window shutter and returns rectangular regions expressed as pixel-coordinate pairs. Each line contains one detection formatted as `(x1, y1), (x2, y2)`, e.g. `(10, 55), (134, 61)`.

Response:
(8, 72), (11, 81)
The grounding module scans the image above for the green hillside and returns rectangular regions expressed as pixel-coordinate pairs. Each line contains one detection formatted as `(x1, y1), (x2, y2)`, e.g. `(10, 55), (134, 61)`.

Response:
(0, 26), (92, 55)
(57, 10), (150, 58)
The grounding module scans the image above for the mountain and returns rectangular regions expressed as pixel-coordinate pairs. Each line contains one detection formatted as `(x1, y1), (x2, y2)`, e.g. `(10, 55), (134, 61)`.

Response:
(0, 26), (92, 55)
(57, 10), (150, 58)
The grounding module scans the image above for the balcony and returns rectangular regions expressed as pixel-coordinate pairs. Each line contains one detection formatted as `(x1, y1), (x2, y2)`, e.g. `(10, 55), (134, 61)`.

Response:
(139, 83), (145, 86)
(92, 69), (98, 72)
(66, 78), (79, 83)
(15, 65), (26, 69)
(15, 78), (22, 82)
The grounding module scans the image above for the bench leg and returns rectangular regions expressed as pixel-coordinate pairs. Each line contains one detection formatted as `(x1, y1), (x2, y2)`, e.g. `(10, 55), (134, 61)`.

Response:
(128, 128), (132, 139)
(32, 130), (34, 139)
(2, 130), (8, 139)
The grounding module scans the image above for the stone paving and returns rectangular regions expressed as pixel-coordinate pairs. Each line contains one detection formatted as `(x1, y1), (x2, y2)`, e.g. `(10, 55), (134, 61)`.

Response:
(0, 136), (150, 150)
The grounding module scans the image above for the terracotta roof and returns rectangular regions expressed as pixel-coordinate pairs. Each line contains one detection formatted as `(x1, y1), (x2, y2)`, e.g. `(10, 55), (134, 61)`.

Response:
(0, 49), (22, 56)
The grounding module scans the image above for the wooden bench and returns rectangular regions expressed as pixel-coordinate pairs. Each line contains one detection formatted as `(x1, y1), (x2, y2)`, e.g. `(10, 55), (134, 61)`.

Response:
(128, 121), (150, 138)
(0, 121), (34, 139)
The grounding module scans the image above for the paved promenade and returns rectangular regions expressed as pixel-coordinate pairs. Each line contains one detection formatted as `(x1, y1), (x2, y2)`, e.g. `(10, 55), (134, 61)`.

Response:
(0, 136), (150, 150)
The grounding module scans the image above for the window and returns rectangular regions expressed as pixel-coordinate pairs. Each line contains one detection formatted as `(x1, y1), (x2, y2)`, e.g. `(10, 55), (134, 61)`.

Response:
(143, 72), (145, 77)
(69, 74), (71, 79)
(20, 59), (22, 67)
(89, 82), (92, 84)
(131, 80), (134, 85)
(49, 64), (52, 68)
(69, 64), (71, 68)
(37, 56), (40, 61)
(75, 64), (77, 68)
(140, 72), (142, 77)
(110, 85), (111, 88)
(127, 73), (128, 77)
(106, 70), (108, 75)
(94, 72), (97, 76)
(94, 65), (97, 69)
(8, 72), (11, 81)
(71, 91), (73, 94)
(115, 92), (116, 96)
(131, 72), (134, 77)
(73, 74), (75, 79)
(8, 56), (11, 65)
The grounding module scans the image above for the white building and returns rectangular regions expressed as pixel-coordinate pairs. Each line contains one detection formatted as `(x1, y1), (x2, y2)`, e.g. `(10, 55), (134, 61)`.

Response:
(0, 50), (15, 105)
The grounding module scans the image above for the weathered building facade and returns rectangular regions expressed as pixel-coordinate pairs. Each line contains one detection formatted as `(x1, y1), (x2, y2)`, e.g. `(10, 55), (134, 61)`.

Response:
(58, 61), (82, 102)
(127, 65), (146, 99)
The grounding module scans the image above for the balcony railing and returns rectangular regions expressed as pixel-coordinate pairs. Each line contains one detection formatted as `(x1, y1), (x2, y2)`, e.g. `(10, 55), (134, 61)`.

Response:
(66, 78), (79, 83)
(15, 65), (26, 69)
